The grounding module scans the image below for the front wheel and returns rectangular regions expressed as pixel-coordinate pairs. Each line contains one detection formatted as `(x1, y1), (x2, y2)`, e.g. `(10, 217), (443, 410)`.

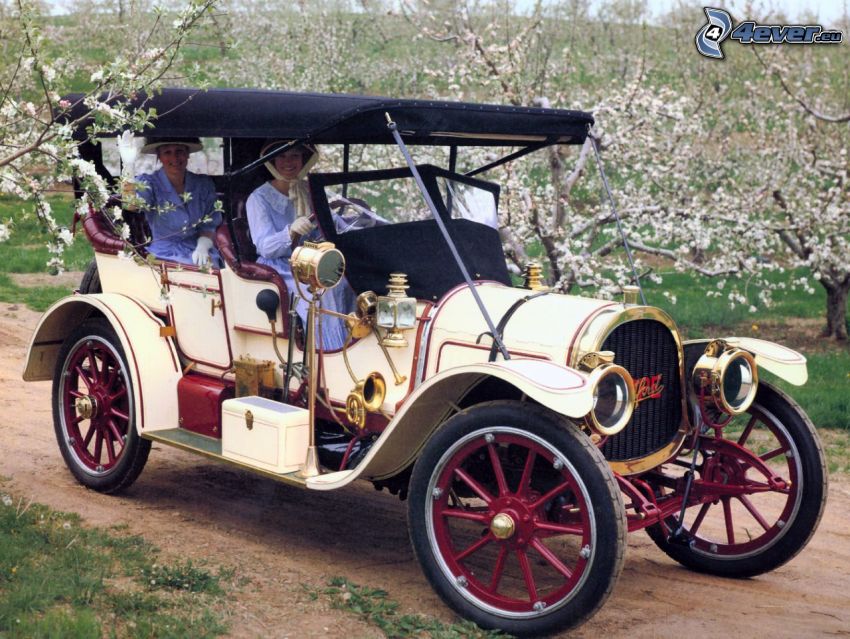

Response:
(52, 318), (150, 493)
(647, 382), (827, 577)
(408, 402), (625, 637)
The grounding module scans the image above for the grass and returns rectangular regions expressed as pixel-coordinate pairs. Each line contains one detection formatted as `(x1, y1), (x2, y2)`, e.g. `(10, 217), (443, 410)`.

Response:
(0, 491), (231, 639)
(0, 194), (94, 274)
(0, 273), (77, 312)
(310, 577), (507, 639)
(766, 353), (850, 430)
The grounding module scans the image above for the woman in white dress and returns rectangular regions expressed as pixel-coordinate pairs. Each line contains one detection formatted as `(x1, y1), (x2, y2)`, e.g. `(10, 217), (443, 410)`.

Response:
(246, 141), (354, 350)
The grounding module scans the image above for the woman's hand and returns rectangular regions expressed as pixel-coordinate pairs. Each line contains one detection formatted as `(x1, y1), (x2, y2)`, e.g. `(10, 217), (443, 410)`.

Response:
(290, 216), (315, 240)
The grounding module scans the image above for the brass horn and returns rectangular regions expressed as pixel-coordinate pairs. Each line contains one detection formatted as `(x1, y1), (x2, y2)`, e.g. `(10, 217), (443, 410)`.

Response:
(345, 372), (387, 429)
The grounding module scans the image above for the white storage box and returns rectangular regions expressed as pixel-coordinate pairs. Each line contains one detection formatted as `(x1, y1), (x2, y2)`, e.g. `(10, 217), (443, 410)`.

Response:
(221, 396), (309, 474)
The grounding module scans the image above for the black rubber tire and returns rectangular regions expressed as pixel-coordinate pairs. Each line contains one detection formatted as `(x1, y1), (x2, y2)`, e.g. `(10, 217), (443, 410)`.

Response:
(408, 401), (626, 637)
(646, 382), (827, 578)
(79, 259), (102, 294)
(52, 318), (150, 493)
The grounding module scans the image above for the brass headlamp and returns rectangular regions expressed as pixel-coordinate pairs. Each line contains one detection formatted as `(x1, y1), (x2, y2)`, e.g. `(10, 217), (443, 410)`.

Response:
(376, 273), (417, 348)
(579, 351), (636, 437)
(692, 340), (759, 416)
(291, 241), (345, 291)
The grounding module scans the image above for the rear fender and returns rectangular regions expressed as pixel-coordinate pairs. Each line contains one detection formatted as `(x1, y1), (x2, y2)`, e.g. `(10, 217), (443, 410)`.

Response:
(23, 294), (181, 433)
(684, 337), (808, 386)
(307, 359), (592, 491)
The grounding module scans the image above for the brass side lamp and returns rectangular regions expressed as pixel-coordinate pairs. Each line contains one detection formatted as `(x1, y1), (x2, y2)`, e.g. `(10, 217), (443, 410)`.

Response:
(376, 273), (417, 348)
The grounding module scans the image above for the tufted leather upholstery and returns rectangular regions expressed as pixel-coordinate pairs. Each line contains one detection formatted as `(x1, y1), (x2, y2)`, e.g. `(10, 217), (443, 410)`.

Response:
(82, 197), (150, 256)
(214, 218), (292, 325)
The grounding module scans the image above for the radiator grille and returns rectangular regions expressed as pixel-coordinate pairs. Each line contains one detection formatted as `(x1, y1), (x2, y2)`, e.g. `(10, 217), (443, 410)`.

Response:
(600, 319), (682, 462)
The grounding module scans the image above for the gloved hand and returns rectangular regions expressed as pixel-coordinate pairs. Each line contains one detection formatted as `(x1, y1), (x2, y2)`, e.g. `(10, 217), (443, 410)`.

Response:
(290, 217), (315, 240)
(192, 236), (214, 266)
(117, 131), (138, 178)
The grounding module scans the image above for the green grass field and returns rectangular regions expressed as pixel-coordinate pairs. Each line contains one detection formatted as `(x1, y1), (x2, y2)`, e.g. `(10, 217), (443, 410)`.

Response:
(0, 490), (230, 638)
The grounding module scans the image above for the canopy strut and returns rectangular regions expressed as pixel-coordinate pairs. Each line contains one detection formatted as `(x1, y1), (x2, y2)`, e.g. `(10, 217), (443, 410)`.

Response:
(386, 112), (511, 361)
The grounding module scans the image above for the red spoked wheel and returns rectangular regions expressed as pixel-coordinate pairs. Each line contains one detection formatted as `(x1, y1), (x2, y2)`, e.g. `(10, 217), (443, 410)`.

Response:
(408, 402), (625, 637)
(648, 382), (827, 577)
(52, 319), (150, 493)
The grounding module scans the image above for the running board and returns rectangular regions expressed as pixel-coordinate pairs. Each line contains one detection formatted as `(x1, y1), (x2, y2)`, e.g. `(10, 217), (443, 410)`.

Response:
(143, 428), (308, 488)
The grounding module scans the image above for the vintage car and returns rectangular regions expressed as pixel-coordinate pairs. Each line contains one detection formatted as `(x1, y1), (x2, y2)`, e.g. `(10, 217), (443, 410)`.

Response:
(23, 88), (826, 636)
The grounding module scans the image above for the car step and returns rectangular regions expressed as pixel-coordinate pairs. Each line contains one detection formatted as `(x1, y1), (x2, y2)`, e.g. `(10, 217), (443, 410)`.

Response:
(142, 428), (308, 488)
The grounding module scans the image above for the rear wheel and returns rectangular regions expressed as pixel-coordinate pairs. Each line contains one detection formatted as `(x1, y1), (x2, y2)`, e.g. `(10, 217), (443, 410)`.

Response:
(408, 402), (625, 637)
(52, 319), (150, 493)
(647, 382), (827, 577)
(79, 260), (101, 294)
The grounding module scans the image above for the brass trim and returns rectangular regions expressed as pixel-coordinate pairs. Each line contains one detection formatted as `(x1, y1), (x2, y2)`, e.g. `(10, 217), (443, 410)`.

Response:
(159, 325), (176, 338)
(490, 513), (516, 540)
(693, 346), (759, 416)
(522, 262), (549, 291)
(245, 409), (254, 430)
(572, 306), (692, 476)
(583, 364), (636, 436)
(75, 396), (95, 420)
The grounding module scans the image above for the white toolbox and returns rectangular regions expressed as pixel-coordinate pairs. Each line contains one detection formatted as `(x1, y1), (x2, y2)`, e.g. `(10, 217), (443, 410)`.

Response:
(221, 396), (309, 474)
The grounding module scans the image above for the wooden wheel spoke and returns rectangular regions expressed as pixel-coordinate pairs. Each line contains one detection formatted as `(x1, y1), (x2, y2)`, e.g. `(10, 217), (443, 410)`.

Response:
(517, 450), (537, 497)
(455, 533), (493, 562)
(86, 350), (101, 383)
(489, 546), (509, 592)
(737, 415), (758, 446)
(722, 497), (735, 544)
(75, 365), (94, 391)
(107, 418), (125, 445)
(69, 389), (86, 399)
(440, 507), (490, 523)
(487, 441), (509, 497)
(454, 468), (495, 504)
(534, 521), (584, 537)
(515, 549), (538, 602)
(689, 502), (712, 536)
(760, 446), (788, 462)
(105, 365), (118, 390)
(530, 538), (573, 579)
(110, 407), (130, 422)
(737, 495), (771, 531)
(104, 428), (116, 464)
(531, 480), (572, 511)
(93, 426), (104, 463)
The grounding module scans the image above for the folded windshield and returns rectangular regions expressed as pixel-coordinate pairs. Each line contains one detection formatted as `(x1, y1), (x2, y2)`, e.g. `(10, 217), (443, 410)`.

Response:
(320, 166), (500, 234)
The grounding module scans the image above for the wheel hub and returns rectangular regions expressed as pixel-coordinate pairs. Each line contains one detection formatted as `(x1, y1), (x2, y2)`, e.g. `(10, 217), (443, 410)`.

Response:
(75, 395), (97, 420)
(490, 513), (516, 540)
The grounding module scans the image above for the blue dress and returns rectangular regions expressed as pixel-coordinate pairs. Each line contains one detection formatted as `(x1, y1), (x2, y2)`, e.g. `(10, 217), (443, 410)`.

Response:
(135, 168), (222, 266)
(246, 181), (354, 350)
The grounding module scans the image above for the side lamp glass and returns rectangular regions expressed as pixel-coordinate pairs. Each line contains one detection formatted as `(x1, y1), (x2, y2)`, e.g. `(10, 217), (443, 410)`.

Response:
(377, 273), (417, 348)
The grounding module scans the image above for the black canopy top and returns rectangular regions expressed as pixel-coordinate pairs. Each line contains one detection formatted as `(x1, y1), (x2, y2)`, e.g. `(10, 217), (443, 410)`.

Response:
(62, 87), (594, 146)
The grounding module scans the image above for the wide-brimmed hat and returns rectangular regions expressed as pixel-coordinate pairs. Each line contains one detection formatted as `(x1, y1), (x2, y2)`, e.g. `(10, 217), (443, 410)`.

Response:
(141, 136), (203, 154)
(260, 140), (318, 180)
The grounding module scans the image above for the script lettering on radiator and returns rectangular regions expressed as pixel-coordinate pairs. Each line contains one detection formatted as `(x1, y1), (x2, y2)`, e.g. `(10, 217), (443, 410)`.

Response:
(634, 374), (664, 405)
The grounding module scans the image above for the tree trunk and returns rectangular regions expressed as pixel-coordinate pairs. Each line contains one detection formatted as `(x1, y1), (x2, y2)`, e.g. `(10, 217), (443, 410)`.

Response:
(822, 279), (849, 341)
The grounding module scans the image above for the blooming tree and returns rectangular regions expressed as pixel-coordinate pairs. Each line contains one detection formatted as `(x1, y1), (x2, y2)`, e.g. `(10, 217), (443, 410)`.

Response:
(0, 0), (220, 272)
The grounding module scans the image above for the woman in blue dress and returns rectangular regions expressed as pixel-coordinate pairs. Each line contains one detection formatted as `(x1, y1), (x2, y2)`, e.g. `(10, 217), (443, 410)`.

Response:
(132, 137), (222, 267)
(246, 141), (354, 350)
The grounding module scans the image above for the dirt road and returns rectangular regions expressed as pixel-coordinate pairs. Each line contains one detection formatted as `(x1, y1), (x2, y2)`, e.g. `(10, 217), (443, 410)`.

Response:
(2, 300), (849, 638)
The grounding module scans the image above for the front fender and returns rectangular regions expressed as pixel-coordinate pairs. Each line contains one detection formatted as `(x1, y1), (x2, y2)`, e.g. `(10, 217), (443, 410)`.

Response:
(307, 358), (592, 491)
(23, 293), (181, 433)
(684, 337), (808, 386)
